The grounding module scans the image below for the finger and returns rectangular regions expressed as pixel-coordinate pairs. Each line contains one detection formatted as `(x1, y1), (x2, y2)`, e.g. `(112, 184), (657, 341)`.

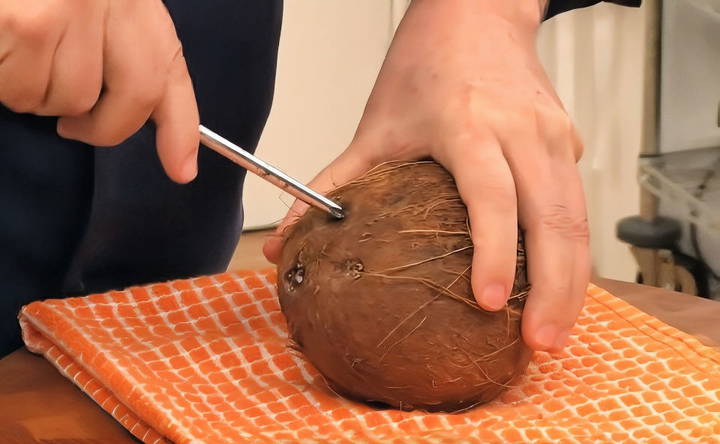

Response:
(441, 140), (519, 312)
(514, 159), (588, 352)
(56, 11), (167, 147)
(561, 169), (590, 348)
(0, 21), (56, 113)
(56, 76), (160, 148)
(35, 11), (104, 117)
(263, 145), (377, 264)
(152, 52), (200, 184)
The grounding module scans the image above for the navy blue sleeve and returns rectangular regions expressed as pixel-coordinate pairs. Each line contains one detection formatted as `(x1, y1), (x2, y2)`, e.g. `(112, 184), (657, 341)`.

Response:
(545, 0), (641, 20)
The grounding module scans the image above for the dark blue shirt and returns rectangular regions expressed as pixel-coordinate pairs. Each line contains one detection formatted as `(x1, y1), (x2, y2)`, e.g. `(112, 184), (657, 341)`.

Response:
(0, 1), (282, 355)
(546, 0), (641, 19)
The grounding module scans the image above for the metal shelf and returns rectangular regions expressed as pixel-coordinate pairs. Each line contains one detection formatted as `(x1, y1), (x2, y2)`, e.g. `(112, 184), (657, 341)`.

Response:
(638, 146), (720, 232)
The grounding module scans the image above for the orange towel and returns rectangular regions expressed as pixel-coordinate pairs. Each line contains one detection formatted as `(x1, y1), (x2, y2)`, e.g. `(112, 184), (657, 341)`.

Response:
(19, 270), (720, 443)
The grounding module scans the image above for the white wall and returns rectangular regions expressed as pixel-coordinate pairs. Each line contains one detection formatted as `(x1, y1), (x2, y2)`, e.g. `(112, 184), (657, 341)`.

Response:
(244, 1), (646, 282)
(538, 3), (646, 281)
(242, 1), (396, 229)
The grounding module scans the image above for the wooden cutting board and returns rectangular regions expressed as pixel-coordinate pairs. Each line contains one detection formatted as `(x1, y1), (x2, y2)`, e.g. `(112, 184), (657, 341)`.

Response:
(0, 348), (136, 443)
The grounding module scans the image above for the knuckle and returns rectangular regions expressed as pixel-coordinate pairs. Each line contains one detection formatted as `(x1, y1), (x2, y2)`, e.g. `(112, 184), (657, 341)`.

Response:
(536, 204), (589, 243)
(542, 110), (570, 137)
(348, 130), (400, 169)
(61, 102), (92, 117)
(451, 126), (488, 147)
(62, 92), (99, 116)
(112, 73), (165, 109)
(5, 102), (33, 114)
(2, 91), (44, 114)
(573, 144), (585, 161)
(63, 71), (103, 115)
(12, 7), (56, 42)
(546, 113), (584, 159)
(125, 86), (163, 110)
(70, 125), (130, 147)
(530, 96), (575, 135)
(571, 131), (585, 161)
(90, 132), (128, 147)
(545, 281), (573, 299)
(1, 14), (17, 33)
(38, 85), (99, 117)
(553, 113), (575, 135)
(478, 182), (517, 211)
(448, 131), (502, 165)
(170, 42), (185, 64)
(488, 109), (526, 135)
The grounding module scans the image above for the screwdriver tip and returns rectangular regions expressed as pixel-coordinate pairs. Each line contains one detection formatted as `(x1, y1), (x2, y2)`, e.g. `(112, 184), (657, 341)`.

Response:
(330, 208), (345, 220)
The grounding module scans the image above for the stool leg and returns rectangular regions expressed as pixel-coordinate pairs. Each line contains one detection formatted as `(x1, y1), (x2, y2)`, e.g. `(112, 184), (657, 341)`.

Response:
(657, 249), (677, 291)
(673, 265), (699, 296)
(631, 246), (659, 286)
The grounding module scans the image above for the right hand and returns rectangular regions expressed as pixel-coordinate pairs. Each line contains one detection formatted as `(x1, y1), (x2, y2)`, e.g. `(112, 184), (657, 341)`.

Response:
(265, 0), (589, 353)
(0, 0), (199, 183)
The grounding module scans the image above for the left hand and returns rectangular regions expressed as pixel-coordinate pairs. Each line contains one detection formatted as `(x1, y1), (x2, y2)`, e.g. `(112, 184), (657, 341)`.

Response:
(0, 0), (200, 183)
(263, 0), (589, 353)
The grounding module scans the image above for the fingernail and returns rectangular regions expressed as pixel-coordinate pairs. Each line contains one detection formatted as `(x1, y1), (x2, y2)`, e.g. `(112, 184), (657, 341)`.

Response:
(56, 119), (71, 138)
(535, 325), (558, 350)
(481, 284), (507, 311)
(181, 158), (198, 182)
(182, 151), (198, 182)
(552, 329), (570, 351)
(56, 115), (86, 137)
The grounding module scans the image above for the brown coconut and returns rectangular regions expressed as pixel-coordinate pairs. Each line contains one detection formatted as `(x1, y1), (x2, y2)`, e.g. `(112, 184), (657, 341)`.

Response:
(277, 161), (531, 412)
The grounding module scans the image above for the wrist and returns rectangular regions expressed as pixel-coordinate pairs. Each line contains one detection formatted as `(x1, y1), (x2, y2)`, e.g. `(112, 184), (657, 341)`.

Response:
(408, 0), (546, 33)
(539, 0), (550, 19)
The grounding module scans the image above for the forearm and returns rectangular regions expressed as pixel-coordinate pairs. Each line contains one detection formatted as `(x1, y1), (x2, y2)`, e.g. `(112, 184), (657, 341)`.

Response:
(390, 0), (547, 84)
(404, 0), (546, 48)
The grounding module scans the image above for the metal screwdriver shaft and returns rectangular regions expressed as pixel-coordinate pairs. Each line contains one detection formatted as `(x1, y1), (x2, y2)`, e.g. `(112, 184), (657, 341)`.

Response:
(199, 125), (345, 219)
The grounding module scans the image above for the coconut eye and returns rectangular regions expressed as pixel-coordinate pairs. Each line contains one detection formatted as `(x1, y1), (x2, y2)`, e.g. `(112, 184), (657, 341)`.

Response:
(343, 259), (364, 279)
(286, 264), (305, 291)
(293, 267), (304, 284)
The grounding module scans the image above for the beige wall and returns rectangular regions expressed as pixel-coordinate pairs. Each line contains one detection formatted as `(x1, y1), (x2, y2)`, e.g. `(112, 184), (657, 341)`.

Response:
(242, 1), (397, 229)
(244, 1), (646, 282)
(538, 3), (646, 281)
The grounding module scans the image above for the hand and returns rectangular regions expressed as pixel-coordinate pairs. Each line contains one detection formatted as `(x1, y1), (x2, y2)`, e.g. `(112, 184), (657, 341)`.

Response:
(264, 0), (589, 352)
(0, 0), (199, 183)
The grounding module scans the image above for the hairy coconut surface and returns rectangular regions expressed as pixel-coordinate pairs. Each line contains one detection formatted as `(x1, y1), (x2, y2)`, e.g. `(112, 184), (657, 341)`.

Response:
(277, 161), (531, 412)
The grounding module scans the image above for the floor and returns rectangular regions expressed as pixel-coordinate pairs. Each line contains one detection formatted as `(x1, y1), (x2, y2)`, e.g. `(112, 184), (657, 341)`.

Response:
(227, 230), (274, 272)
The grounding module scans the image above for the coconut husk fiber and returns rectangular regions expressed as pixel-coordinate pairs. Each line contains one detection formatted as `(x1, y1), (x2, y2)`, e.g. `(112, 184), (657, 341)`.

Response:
(277, 161), (532, 412)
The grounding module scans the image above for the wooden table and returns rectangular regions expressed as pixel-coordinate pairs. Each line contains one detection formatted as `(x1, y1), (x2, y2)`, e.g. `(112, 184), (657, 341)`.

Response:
(1, 277), (718, 443)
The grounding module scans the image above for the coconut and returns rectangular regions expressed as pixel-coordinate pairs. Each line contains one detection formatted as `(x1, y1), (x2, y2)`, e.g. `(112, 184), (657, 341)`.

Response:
(277, 161), (531, 412)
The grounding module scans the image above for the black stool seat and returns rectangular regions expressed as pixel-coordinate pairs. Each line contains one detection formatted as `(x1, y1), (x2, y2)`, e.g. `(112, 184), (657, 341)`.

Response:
(616, 216), (682, 249)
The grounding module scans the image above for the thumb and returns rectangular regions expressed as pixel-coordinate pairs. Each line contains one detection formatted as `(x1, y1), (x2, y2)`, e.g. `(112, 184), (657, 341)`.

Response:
(263, 145), (378, 264)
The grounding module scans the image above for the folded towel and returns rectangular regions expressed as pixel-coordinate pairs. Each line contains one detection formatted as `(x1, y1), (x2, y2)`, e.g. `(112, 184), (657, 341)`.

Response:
(20, 270), (720, 443)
